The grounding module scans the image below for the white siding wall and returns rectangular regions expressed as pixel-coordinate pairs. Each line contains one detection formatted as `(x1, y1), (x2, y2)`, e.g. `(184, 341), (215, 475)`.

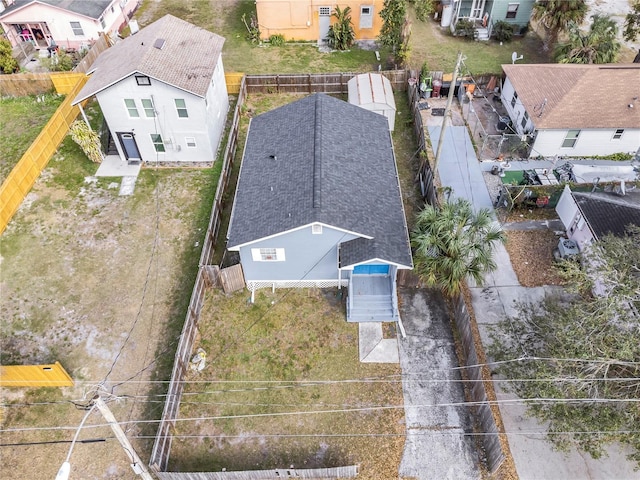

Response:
(96, 74), (225, 163)
(531, 128), (640, 158)
(501, 77), (533, 135)
(204, 56), (230, 158)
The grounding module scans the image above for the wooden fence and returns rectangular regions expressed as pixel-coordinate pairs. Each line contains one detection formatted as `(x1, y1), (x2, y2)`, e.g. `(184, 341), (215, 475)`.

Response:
(149, 76), (247, 472)
(225, 72), (245, 94)
(0, 72), (54, 96)
(0, 74), (88, 235)
(245, 69), (408, 94)
(73, 32), (113, 74)
(0, 361), (73, 387)
(155, 466), (358, 480)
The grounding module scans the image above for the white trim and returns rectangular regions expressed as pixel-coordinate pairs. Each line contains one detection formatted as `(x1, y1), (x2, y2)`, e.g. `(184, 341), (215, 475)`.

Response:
(342, 258), (412, 270)
(227, 222), (371, 250)
(250, 247), (286, 262)
(247, 279), (349, 291)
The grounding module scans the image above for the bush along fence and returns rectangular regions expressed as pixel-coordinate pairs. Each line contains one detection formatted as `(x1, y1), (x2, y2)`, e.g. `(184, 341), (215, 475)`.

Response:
(408, 81), (507, 475)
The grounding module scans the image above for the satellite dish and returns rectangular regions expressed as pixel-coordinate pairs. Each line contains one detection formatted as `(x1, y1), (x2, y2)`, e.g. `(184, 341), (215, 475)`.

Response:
(512, 51), (523, 64)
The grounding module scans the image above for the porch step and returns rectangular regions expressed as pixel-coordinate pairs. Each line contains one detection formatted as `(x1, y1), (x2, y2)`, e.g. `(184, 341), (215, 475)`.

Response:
(349, 311), (397, 322)
(476, 27), (489, 41)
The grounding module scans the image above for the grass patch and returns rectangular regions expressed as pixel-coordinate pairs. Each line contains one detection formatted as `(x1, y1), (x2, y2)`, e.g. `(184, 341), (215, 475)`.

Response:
(406, 8), (551, 74)
(0, 93), (64, 184)
(171, 289), (404, 478)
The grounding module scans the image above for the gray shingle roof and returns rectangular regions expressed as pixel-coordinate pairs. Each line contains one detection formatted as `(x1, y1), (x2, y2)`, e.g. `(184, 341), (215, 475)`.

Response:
(0, 1), (111, 20)
(573, 192), (640, 240)
(227, 93), (413, 268)
(73, 14), (224, 103)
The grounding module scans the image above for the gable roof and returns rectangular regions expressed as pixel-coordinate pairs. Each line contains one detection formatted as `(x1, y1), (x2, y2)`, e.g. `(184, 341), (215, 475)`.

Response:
(348, 73), (396, 109)
(573, 191), (640, 240)
(73, 14), (224, 103)
(502, 64), (640, 130)
(0, 0), (111, 20)
(227, 93), (413, 268)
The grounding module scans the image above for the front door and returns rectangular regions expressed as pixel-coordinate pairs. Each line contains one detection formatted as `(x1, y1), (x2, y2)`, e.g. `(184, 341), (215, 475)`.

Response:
(117, 132), (141, 163)
(470, 0), (486, 19)
(318, 6), (331, 44)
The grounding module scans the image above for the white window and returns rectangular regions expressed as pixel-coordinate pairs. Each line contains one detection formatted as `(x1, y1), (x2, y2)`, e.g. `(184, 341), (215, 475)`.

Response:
(174, 99), (188, 118)
(520, 110), (529, 129)
(124, 99), (139, 117)
(141, 99), (155, 117)
(135, 75), (151, 86)
(150, 133), (165, 152)
(185, 137), (197, 148)
(99, 17), (106, 29)
(562, 130), (580, 148)
(612, 129), (624, 140)
(360, 6), (373, 29)
(510, 91), (518, 108)
(312, 224), (323, 234)
(506, 3), (519, 19)
(70, 21), (84, 36)
(251, 248), (286, 262)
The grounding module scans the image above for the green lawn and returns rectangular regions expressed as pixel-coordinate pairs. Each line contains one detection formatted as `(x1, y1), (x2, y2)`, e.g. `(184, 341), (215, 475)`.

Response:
(0, 93), (64, 184)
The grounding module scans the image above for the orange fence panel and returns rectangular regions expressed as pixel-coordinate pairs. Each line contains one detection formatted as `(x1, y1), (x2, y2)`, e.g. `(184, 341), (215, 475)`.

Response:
(0, 361), (74, 387)
(225, 72), (244, 94)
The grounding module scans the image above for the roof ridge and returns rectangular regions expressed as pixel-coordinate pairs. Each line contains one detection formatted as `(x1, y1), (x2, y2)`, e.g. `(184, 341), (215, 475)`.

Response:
(313, 94), (322, 209)
(573, 191), (640, 211)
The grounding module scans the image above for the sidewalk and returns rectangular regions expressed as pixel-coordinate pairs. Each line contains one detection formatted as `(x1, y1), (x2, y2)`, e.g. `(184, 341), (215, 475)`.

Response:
(428, 118), (640, 479)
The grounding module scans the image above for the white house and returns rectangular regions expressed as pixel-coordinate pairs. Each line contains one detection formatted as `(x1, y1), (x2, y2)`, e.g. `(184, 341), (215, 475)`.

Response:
(0, 0), (137, 51)
(556, 185), (640, 251)
(73, 14), (229, 165)
(501, 64), (640, 158)
(347, 73), (396, 131)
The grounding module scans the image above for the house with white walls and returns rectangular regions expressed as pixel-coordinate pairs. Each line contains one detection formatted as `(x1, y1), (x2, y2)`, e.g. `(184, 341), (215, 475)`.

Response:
(73, 14), (229, 165)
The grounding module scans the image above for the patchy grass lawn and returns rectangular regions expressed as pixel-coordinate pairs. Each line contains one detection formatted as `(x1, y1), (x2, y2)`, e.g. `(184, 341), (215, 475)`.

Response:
(0, 93), (64, 184)
(171, 289), (405, 479)
(406, 7), (551, 74)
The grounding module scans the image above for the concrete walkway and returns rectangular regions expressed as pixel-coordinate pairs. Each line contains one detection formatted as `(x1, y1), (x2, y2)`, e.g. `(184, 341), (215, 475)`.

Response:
(428, 117), (640, 479)
(398, 288), (480, 480)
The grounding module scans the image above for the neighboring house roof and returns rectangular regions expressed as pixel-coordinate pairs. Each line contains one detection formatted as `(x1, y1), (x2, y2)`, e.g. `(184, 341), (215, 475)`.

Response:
(0, 0), (111, 20)
(73, 14), (224, 103)
(502, 64), (640, 130)
(227, 93), (413, 268)
(573, 191), (640, 240)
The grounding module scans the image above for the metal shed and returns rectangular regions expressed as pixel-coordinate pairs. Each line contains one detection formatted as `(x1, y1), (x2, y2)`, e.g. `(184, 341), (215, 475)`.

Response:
(348, 73), (396, 131)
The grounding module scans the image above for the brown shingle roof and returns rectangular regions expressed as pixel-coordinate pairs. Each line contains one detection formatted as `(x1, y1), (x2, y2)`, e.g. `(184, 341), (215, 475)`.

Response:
(502, 64), (640, 130)
(74, 15), (224, 103)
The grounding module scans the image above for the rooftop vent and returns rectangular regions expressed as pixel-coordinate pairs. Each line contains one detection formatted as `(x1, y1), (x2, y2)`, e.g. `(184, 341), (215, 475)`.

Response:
(154, 38), (166, 50)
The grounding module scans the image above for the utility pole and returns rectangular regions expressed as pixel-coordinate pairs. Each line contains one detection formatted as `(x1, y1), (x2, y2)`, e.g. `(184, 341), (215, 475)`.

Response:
(93, 397), (155, 480)
(433, 51), (464, 173)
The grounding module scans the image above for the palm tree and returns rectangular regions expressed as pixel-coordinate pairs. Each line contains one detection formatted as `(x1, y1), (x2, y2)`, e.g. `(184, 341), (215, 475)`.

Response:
(327, 6), (355, 51)
(555, 15), (621, 64)
(411, 198), (506, 297)
(532, 0), (588, 51)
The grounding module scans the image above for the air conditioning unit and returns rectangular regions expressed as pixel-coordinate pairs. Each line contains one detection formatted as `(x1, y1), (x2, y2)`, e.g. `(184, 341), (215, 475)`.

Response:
(554, 238), (580, 261)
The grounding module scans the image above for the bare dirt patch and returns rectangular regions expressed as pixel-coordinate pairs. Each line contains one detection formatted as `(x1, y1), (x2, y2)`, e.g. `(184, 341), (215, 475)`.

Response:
(504, 230), (566, 287)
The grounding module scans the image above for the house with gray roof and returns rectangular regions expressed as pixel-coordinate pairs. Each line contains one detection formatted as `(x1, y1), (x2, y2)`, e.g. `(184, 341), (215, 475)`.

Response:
(226, 93), (413, 322)
(501, 64), (640, 158)
(0, 0), (137, 51)
(72, 14), (228, 165)
(556, 184), (640, 251)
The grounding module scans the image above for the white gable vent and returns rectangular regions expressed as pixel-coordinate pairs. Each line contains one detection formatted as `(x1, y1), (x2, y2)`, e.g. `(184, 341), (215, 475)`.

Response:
(312, 224), (322, 234)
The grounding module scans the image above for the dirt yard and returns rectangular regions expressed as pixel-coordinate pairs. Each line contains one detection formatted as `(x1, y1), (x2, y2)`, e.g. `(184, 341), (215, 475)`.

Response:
(0, 145), (215, 479)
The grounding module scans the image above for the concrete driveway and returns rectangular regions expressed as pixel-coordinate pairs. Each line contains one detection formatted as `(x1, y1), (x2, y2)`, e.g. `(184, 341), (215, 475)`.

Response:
(398, 288), (480, 480)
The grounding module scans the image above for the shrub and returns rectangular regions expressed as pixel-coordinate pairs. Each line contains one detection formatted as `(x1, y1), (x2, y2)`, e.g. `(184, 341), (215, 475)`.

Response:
(454, 19), (476, 39)
(493, 21), (515, 42)
(0, 38), (19, 74)
(269, 34), (285, 46)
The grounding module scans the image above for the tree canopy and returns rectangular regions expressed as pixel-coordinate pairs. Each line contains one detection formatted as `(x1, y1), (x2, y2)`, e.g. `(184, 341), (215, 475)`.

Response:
(555, 15), (621, 64)
(411, 198), (505, 297)
(490, 227), (640, 466)
(623, 1), (640, 42)
(532, 0), (588, 50)
(327, 6), (355, 51)
(0, 38), (18, 74)
(378, 0), (407, 51)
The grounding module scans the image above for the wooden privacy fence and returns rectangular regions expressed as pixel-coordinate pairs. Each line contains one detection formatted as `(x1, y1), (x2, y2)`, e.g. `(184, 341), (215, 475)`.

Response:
(73, 32), (113, 74)
(155, 466), (358, 479)
(0, 73), (88, 235)
(149, 77), (247, 472)
(225, 72), (245, 94)
(0, 72), (54, 96)
(451, 295), (505, 474)
(245, 69), (408, 94)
